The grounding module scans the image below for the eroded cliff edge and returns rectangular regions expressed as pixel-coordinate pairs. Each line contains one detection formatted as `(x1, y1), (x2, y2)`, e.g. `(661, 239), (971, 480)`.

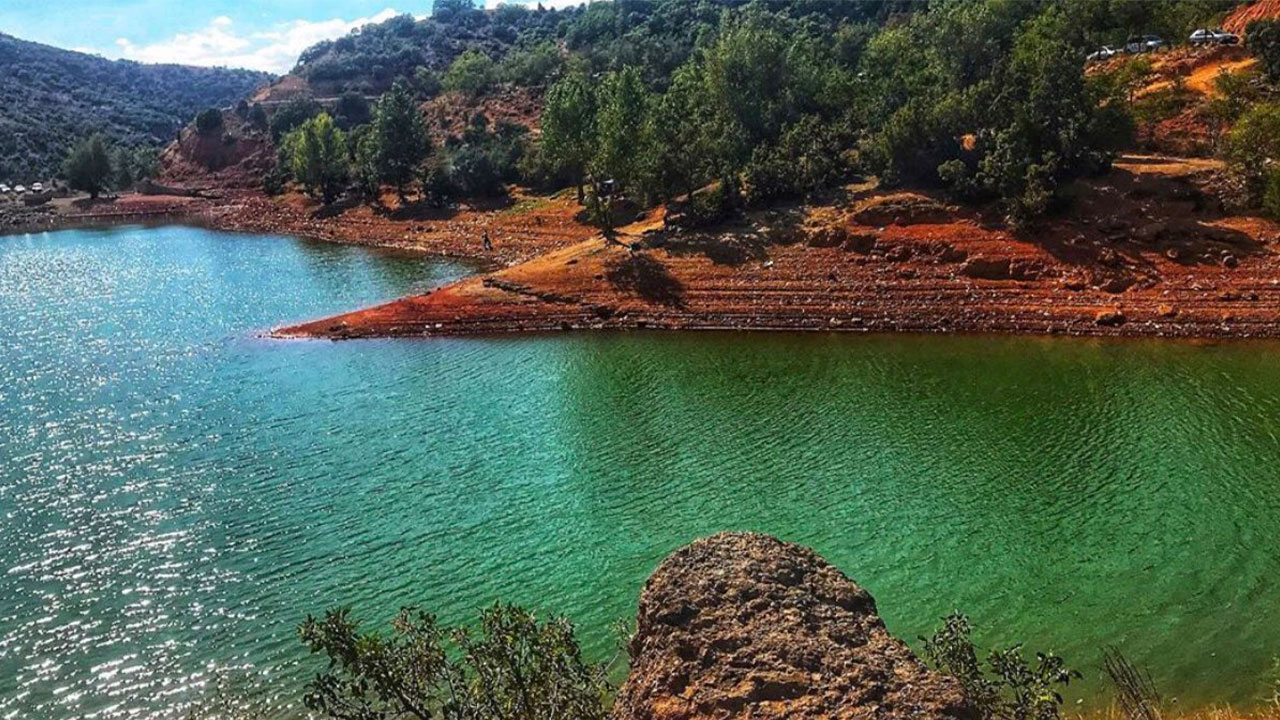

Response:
(613, 533), (976, 720)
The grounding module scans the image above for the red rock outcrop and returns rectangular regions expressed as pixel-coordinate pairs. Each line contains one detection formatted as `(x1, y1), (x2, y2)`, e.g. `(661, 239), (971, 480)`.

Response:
(612, 533), (976, 720)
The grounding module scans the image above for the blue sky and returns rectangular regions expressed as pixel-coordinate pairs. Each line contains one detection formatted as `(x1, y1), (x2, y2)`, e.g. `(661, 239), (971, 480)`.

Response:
(0, 0), (576, 73)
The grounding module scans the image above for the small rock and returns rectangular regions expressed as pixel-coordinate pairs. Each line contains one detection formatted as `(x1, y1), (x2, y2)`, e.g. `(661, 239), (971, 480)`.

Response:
(1095, 309), (1127, 327)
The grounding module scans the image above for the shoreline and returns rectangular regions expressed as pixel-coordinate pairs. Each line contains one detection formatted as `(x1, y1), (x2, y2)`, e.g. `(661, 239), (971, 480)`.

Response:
(21, 155), (1280, 346)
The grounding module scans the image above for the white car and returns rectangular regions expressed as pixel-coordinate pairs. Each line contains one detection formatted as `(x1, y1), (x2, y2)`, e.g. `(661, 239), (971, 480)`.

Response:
(1190, 28), (1239, 46)
(1087, 45), (1120, 62)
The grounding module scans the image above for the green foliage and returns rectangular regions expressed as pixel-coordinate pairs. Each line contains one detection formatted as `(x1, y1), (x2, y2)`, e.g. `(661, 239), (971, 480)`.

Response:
(540, 67), (597, 201)
(111, 146), (158, 190)
(282, 113), (349, 204)
(334, 91), (371, 129)
(195, 108), (224, 135)
(923, 612), (1080, 720)
(270, 98), (323, 142)
(500, 41), (564, 86)
(247, 103), (269, 131)
(858, 1), (1115, 224)
(299, 602), (611, 720)
(744, 115), (846, 205)
(0, 32), (269, 183)
(640, 62), (713, 203)
(414, 67), (442, 99)
(442, 50), (498, 96)
(1248, 20), (1280, 84)
(431, 115), (528, 198)
(1224, 102), (1280, 213)
(63, 134), (114, 199)
(370, 80), (432, 199)
(593, 67), (650, 197)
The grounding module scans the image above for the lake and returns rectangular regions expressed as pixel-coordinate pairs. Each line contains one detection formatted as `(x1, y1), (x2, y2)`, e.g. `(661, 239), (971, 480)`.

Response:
(2, 225), (1280, 719)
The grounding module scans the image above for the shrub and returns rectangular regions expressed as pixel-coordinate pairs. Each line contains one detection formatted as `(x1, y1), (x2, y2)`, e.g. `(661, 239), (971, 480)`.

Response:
(1247, 19), (1280, 83)
(922, 612), (1079, 720)
(1223, 102), (1280, 211)
(269, 98), (323, 142)
(744, 115), (845, 205)
(442, 49), (498, 96)
(500, 41), (563, 86)
(63, 134), (114, 199)
(300, 603), (612, 720)
(195, 108), (224, 135)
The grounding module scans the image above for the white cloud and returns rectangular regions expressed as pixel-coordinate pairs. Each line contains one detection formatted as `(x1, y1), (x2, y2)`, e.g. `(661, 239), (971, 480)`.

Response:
(113, 9), (405, 74)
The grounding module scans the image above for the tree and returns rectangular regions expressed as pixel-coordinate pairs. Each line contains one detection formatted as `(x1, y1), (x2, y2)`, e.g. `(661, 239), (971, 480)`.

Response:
(1248, 19), (1280, 83)
(442, 49), (498, 96)
(540, 67), (597, 203)
(63, 134), (114, 199)
(593, 66), (650, 198)
(300, 603), (611, 720)
(195, 108), (224, 135)
(269, 97), (322, 142)
(282, 113), (349, 204)
(371, 80), (432, 201)
(333, 91), (371, 129)
(642, 62), (713, 203)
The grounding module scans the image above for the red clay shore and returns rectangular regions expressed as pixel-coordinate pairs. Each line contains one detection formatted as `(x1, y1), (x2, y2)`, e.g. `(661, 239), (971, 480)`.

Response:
(15, 155), (1280, 343)
(276, 155), (1280, 342)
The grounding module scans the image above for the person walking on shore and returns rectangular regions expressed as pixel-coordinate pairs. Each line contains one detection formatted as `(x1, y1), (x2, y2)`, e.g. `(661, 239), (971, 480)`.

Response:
(482, 230), (493, 252)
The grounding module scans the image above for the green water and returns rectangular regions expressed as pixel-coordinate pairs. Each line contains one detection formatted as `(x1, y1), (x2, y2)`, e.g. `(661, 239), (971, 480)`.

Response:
(3, 226), (1280, 719)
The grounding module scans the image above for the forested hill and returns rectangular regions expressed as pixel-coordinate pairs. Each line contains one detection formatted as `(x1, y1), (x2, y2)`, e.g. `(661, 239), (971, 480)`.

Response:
(0, 33), (271, 183)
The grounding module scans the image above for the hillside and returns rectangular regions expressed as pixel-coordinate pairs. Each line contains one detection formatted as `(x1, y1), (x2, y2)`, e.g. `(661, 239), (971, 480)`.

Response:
(0, 33), (271, 183)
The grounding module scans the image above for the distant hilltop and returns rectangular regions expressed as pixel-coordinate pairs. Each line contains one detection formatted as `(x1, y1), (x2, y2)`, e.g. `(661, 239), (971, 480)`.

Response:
(0, 33), (271, 183)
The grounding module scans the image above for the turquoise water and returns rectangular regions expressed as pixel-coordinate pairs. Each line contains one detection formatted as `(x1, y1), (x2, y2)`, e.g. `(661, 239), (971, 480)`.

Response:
(3, 226), (1280, 719)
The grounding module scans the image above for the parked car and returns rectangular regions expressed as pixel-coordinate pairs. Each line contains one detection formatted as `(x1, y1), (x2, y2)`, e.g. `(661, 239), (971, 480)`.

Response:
(1123, 35), (1165, 53)
(1087, 45), (1120, 62)
(1189, 28), (1240, 46)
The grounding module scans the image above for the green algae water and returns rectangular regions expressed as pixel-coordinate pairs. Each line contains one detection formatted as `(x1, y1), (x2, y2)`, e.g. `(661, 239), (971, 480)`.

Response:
(4, 226), (1280, 718)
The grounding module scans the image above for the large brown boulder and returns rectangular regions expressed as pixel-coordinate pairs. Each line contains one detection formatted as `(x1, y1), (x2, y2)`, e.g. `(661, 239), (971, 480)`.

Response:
(613, 533), (976, 720)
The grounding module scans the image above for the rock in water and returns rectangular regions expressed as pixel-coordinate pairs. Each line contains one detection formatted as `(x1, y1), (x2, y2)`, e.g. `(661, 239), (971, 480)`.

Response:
(613, 533), (976, 720)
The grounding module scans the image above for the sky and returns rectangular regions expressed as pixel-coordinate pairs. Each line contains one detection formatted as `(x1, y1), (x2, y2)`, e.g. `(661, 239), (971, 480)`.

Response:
(0, 0), (582, 74)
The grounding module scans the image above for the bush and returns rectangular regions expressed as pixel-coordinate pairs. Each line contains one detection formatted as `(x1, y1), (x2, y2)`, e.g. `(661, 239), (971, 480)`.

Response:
(1223, 102), (1280, 211)
(500, 41), (563, 86)
(195, 108), (224, 135)
(922, 613), (1079, 720)
(744, 115), (845, 205)
(300, 603), (612, 720)
(1247, 20), (1280, 83)
(269, 98), (323, 142)
(442, 49), (498, 96)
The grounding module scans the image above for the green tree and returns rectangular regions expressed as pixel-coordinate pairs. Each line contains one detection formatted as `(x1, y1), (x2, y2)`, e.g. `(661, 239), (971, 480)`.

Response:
(371, 80), (432, 201)
(1249, 19), (1280, 83)
(442, 49), (498, 96)
(1224, 102), (1280, 214)
(282, 113), (349, 204)
(63, 134), (114, 199)
(540, 67), (597, 203)
(300, 603), (611, 720)
(196, 108), (224, 135)
(642, 61), (713, 203)
(269, 97), (322, 142)
(593, 66), (650, 198)
(333, 91), (371, 129)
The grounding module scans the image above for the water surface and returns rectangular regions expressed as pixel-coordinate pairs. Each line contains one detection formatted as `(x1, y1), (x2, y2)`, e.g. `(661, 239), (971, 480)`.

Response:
(3, 226), (1280, 719)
